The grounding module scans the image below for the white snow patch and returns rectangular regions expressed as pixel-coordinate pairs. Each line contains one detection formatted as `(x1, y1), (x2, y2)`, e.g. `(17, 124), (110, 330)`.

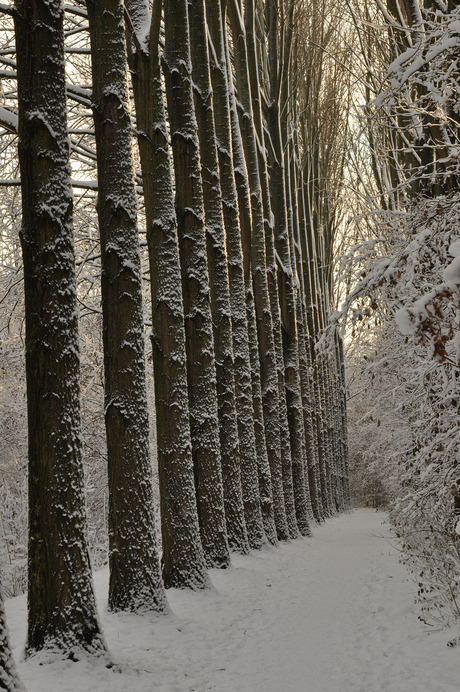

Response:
(443, 255), (460, 284)
(395, 306), (416, 335)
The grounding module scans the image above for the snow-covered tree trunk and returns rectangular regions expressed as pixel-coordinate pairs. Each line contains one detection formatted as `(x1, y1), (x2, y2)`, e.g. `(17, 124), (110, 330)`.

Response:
(228, 0), (290, 542)
(0, 579), (25, 690)
(315, 254), (339, 515)
(163, 0), (230, 568)
(125, 0), (209, 589)
(205, 0), (268, 550)
(300, 218), (331, 518)
(286, 134), (316, 522)
(220, 5), (277, 546)
(266, 0), (311, 536)
(241, 0), (299, 539)
(86, 0), (166, 612)
(336, 333), (351, 509)
(14, 0), (105, 654)
(187, 0), (249, 555)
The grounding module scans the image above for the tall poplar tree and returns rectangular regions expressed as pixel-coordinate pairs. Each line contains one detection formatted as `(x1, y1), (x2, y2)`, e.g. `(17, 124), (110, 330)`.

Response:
(14, 0), (105, 653)
(125, 0), (209, 589)
(86, 0), (167, 612)
(187, 0), (249, 554)
(163, 0), (230, 568)
(228, 0), (290, 541)
(205, 0), (271, 549)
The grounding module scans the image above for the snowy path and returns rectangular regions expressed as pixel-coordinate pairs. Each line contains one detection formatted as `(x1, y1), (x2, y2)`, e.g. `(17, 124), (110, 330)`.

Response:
(6, 509), (460, 691)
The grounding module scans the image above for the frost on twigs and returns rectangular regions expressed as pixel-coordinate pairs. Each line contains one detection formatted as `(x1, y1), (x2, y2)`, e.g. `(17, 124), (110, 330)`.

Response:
(395, 233), (460, 365)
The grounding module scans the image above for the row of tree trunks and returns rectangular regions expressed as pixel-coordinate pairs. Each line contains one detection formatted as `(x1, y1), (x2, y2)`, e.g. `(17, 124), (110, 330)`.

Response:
(163, 0), (230, 569)
(228, 0), (290, 542)
(10, 0), (351, 660)
(125, 0), (209, 589)
(220, 3), (278, 546)
(205, 0), (268, 549)
(266, 0), (311, 537)
(188, 0), (249, 555)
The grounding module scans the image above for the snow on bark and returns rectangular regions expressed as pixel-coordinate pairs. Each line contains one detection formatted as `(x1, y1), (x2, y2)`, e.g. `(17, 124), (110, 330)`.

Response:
(163, 0), (230, 569)
(227, 2), (289, 542)
(395, 232), (460, 365)
(287, 143), (318, 521)
(205, 0), (268, 550)
(87, 0), (167, 613)
(242, 0), (300, 539)
(188, 0), (249, 556)
(0, 107), (17, 134)
(125, 0), (209, 589)
(265, 3), (311, 536)
(0, 581), (25, 691)
(14, 0), (105, 655)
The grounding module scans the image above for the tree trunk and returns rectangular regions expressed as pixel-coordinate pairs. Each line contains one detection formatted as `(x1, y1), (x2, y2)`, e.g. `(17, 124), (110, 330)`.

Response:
(188, 0), (249, 555)
(163, 0), (230, 568)
(87, 0), (167, 612)
(125, 0), (209, 589)
(206, 0), (269, 549)
(228, 0), (289, 542)
(241, 0), (299, 539)
(14, 0), (105, 654)
(266, 0), (311, 536)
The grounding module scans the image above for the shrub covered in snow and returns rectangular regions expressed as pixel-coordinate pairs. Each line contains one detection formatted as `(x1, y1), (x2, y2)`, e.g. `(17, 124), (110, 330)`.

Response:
(343, 194), (460, 625)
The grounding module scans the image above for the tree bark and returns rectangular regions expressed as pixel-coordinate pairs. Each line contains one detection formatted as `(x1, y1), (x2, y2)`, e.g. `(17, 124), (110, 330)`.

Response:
(206, 0), (269, 549)
(14, 0), (105, 654)
(228, 0), (289, 541)
(266, 0), (311, 536)
(87, 0), (167, 612)
(188, 0), (249, 554)
(163, 0), (230, 568)
(241, 0), (299, 539)
(125, 0), (209, 589)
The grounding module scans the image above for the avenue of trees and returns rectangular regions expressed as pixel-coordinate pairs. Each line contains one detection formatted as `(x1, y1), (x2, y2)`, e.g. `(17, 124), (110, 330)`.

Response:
(0, 0), (351, 678)
(1, 0), (460, 685)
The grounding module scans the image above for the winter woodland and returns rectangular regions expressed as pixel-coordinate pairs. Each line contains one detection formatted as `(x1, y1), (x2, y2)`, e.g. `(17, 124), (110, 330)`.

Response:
(0, 0), (459, 690)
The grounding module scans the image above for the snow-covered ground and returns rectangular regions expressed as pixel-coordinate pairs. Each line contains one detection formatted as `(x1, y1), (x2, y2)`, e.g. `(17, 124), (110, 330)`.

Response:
(5, 509), (460, 691)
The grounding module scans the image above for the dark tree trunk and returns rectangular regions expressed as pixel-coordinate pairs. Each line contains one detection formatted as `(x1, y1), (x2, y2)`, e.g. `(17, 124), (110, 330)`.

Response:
(163, 0), (230, 568)
(125, 0), (209, 589)
(87, 0), (167, 612)
(188, 0), (249, 554)
(14, 0), (105, 654)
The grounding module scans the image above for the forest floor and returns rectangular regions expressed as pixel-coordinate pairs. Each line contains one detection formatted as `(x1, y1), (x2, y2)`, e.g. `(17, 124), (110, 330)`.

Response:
(6, 509), (460, 692)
